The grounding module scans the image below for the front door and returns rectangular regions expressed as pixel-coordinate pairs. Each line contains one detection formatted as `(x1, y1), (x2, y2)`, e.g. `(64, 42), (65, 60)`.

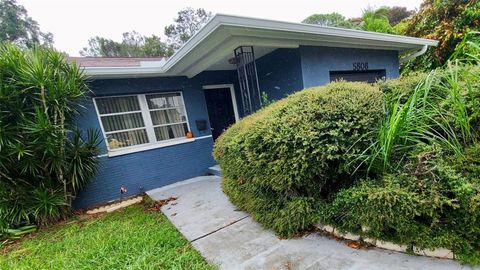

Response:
(204, 87), (237, 140)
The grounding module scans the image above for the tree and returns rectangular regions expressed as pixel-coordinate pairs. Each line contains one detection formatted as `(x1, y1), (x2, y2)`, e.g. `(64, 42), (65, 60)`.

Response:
(0, 0), (53, 47)
(302, 13), (357, 29)
(361, 6), (394, 34)
(80, 31), (173, 57)
(402, 0), (480, 70)
(164, 8), (212, 49)
(387, 6), (414, 25)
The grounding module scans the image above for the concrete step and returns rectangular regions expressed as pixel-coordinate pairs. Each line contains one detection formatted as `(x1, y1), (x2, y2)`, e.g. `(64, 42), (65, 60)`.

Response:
(207, 165), (222, 176)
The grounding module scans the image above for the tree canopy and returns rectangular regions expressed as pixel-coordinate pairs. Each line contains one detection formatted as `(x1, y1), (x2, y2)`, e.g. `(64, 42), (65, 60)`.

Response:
(0, 0), (53, 47)
(301, 13), (357, 29)
(361, 6), (394, 34)
(79, 31), (173, 57)
(403, 0), (480, 70)
(164, 7), (212, 49)
(387, 6), (413, 25)
(80, 7), (212, 57)
(303, 6), (414, 34)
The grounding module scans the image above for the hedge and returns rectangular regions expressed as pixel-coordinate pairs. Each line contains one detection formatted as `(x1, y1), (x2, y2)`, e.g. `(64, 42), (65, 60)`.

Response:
(214, 64), (480, 264)
(214, 82), (385, 236)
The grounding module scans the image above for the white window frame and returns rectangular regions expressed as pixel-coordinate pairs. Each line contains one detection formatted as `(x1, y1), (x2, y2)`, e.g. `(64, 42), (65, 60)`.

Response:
(93, 91), (194, 157)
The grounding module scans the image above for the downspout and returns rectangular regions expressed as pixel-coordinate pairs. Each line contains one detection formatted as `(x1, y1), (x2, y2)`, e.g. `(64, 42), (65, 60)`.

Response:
(400, 45), (428, 64)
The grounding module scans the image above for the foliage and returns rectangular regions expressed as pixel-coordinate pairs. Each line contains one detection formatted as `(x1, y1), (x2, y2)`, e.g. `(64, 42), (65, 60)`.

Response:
(387, 6), (414, 25)
(302, 13), (357, 29)
(303, 6), (411, 33)
(450, 31), (480, 64)
(366, 63), (480, 171)
(324, 144), (480, 263)
(0, 0), (53, 48)
(0, 204), (213, 269)
(164, 8), (212, 50)
(0, 43), (100, 238)
(402, 0), (480, 70)
(217, 37), (480, 263)
(361, 6), (394, 34)
(214, 82), (384, 236)
(80, 31), (173, 57)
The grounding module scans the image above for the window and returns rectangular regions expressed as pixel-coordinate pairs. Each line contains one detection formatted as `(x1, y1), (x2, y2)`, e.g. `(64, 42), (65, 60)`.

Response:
(94, 92), (190, 153)
(329, 70), (386, 84)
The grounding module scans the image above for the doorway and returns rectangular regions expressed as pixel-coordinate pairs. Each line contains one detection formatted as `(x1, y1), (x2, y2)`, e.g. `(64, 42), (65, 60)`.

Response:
(203, 84), (239, 140)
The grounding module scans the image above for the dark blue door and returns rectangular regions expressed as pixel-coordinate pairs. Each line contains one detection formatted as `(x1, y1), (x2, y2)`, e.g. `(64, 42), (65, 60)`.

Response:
(204, 88), (236, 140)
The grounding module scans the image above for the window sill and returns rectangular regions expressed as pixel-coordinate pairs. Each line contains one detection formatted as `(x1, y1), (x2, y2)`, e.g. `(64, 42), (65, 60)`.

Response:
(107, 138), (196, 157)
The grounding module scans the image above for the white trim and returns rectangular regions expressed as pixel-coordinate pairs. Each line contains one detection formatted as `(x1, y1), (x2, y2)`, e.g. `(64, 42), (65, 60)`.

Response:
(107, 138), (195, 157)
(202, 84), (240, 122)
(195, 135), (213, 140)
(138, 94), (157, 143)
(81, 14), (438, 79)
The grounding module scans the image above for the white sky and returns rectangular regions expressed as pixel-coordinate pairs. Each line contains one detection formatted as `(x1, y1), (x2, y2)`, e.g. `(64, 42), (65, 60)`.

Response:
(17, 0), (423, 56)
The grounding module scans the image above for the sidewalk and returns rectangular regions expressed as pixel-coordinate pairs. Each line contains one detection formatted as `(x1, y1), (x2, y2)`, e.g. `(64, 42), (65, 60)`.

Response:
(147, 176), (471, 270)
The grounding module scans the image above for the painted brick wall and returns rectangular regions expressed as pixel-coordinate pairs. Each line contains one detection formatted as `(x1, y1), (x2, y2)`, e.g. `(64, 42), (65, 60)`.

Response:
(73, 71), (237, 208)
(74, 138), (215, 208)
(299, 46), (400, 88)
(256, 48), (304, 101)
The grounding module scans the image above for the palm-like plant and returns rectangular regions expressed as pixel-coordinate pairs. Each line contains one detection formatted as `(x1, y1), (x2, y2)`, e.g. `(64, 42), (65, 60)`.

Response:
(361, 7), (394, 34)
(0, 43), (100, 237)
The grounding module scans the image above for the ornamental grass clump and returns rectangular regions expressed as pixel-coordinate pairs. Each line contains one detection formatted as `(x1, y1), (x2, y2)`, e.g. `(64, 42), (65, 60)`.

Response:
(214, 82), (385, 236)
(0, 43), (100, 239)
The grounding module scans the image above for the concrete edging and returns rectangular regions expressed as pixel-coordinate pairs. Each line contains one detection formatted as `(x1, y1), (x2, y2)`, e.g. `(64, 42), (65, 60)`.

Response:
(86, 196), (143, 214)
(315, 223), (454, 260)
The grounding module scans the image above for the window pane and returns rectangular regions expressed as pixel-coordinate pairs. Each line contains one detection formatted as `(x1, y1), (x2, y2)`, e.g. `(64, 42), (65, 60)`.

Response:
(146, 93), (184, 109)
(107, 129), (148, 149)
(101, 113), (145, 132)
(154, 123), (188, 141)
(96, 96), (140, 114)
(150, 108), (186, 126)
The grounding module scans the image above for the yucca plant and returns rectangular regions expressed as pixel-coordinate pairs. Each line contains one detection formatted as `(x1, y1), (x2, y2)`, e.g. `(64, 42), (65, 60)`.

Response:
(0, 43), (100, 238)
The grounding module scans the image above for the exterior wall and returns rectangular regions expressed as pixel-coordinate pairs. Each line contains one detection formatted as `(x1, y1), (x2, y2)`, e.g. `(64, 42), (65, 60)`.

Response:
(256, 48), (304, 101)
(299, 46), (400, 88)
(74, 46), (401, 207)
(74, 71), (237, 208)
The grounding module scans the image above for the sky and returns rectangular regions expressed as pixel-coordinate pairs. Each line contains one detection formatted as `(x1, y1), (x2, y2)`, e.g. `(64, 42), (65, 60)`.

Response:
(17, 0), (424, 56)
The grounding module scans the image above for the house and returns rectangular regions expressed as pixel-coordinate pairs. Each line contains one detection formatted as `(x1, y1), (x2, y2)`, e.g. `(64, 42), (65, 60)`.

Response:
(72, 14), (437, 208)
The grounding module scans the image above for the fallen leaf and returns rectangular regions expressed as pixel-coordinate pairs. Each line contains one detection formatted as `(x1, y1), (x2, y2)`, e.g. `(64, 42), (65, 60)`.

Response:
(347, 240), (361, 249)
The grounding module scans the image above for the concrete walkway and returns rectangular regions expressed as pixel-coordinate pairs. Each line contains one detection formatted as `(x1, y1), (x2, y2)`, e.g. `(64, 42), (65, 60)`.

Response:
(147, 176), (473, 270)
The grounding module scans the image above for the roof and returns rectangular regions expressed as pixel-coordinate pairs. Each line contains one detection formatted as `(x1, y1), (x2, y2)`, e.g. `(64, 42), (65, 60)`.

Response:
(75, 14), (438, 79)
(69, 57), (166, 67)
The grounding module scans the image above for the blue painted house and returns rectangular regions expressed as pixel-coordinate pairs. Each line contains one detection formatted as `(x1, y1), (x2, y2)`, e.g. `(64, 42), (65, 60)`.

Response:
(72, 14), (437, 208)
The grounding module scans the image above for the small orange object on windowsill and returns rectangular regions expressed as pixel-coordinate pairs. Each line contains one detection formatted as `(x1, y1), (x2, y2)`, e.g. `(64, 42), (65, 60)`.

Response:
(186, 131), (193, 139)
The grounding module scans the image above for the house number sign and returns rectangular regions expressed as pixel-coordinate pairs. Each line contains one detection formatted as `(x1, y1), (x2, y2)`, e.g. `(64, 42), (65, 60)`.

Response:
(353, 62), (369, 71)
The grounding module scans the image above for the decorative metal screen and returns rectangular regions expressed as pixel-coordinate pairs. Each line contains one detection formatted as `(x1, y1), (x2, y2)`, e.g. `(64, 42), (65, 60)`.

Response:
(234, 46), (261, 116)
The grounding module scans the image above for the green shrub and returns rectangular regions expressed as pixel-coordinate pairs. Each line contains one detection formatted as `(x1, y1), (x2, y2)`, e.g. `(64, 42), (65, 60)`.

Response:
(0, 43), (100, 238)
(325, 144), (480, 263)
(214, 82), (385, 236)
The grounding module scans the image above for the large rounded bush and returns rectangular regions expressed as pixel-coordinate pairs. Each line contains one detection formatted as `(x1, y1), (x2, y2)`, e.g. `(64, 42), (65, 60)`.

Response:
(213, 82), (385, 236)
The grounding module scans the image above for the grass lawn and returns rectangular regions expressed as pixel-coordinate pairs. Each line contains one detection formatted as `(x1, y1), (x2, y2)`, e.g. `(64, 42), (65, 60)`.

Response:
(0, 203), (213, 270)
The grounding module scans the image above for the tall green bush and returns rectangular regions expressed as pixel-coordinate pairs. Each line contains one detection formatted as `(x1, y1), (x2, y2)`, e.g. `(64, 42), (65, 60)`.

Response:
(214, 82), (385, 236)
(216, 65), (480, 264)
(324, 144), (480, 263)
(0, 43), (99, 237)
